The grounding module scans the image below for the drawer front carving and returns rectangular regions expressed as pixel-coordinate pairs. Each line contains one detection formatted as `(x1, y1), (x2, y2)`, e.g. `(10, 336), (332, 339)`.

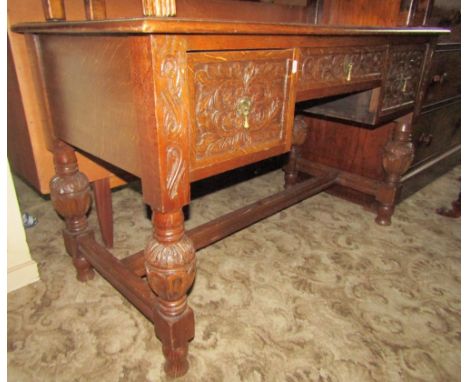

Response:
(381, 45), (426, 113)
(188, 50), (295, 171)
(424, 47), (460, 106)
(298, 46), (386, 90)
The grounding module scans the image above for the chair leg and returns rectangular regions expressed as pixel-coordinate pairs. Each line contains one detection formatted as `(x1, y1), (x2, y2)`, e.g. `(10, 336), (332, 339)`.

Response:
(92, 177), (114, 248)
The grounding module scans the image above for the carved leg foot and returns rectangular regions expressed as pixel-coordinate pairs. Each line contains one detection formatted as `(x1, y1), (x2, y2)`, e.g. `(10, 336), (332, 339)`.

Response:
(145, 210), (196, 377)
(375, 114), (414, 226)
(284, 115), (309, 188)
(436, 192), (461, 218)
(50, 140), (95, 281)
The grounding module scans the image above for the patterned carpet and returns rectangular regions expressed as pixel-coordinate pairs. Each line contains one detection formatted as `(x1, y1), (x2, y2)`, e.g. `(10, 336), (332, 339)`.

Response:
(8, 166), (460, 381)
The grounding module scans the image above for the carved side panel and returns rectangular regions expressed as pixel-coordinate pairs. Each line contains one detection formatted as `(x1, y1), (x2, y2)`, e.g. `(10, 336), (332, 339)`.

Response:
(131, 35), (190, 212)
(189, 50), (295, 169)
(298, 46), (386, 89)
(381, 45), (426, 112)
(154, 36), (190, 210)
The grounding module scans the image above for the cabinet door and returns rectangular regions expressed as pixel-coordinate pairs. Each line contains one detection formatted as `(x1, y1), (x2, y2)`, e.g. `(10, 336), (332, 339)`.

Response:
(423, 46), (460, 106)
(412, 101), (460, 166)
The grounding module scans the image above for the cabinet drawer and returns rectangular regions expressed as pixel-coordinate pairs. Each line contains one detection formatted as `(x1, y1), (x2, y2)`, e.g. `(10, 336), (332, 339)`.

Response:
(188, 50), (296, 174)
(298, 46), (386, 91)
(424, 47), (460, 106)
(412, 102), (460, 166)
(381, 45), (426, 114)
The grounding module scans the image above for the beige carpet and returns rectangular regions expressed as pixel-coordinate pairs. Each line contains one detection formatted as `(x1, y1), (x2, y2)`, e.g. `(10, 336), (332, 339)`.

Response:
(8, 166), (460, 381)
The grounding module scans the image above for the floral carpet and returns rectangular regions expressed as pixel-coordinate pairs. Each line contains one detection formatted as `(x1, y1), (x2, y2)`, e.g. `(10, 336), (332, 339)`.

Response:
(8, 166), (460, 381)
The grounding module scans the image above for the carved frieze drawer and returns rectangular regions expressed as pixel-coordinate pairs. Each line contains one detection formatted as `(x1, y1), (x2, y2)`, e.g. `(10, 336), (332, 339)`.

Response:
(380, 45), (426, 113)
(298, 46), (386, 91)
(188, 50), (296, 176)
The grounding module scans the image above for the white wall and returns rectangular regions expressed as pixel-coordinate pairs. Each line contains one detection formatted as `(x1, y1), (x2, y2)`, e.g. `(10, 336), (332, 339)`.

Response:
(7, 164), (40, 292)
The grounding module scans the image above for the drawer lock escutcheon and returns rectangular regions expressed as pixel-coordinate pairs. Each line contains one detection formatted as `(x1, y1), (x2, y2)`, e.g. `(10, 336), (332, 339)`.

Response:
(237, 97), (252, 129)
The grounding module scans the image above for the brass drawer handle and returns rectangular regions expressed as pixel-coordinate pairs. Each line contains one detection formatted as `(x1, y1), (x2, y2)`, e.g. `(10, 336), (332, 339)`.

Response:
(417, 133), (433, 146)
(237, 97), (252, 129)
(402, 77), (411, 93)
(432, 72), (448, 84)
(345, 63), (353, 82)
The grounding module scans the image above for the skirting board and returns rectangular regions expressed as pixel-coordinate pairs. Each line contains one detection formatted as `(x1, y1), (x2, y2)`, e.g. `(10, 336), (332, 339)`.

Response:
(8, 258), (40, 293)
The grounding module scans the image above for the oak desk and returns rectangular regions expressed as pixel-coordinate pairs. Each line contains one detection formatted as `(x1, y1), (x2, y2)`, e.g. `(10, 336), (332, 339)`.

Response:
(12, 16), (447, 377)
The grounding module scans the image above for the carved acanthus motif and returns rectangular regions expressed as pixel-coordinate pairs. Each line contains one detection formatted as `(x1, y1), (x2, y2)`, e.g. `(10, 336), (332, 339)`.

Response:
(299, 47), (385, 88)
(381, 46), (425, 111)
(192, 58), (289, 160)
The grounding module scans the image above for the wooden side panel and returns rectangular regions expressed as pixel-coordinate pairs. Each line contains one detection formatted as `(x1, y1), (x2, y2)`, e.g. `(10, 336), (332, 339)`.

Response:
(301, 116), (394, 181)
(36, 35), (142, 176)
(7, 0), (136, 194)
(7, 39), (40, 187)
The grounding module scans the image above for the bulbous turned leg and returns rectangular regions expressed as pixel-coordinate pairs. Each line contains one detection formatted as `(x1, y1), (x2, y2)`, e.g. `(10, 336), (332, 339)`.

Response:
(375, 115), (415, 226)
(284, 115), (309, 188)
(145, 209), (196, 377)
(49, 140), (95, 281)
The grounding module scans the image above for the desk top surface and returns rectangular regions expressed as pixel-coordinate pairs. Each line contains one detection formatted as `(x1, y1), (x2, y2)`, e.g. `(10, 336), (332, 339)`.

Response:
(12, 17), (449, 36)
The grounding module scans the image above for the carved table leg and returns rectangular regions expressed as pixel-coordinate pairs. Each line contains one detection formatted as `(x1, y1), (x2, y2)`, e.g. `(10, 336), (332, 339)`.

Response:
(436, 192), (461, 218)
(375, 114), (414, 226)
(284, 115), (309, 188)
(145, 209), (196, 377)
(49, 140), (95, 281)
